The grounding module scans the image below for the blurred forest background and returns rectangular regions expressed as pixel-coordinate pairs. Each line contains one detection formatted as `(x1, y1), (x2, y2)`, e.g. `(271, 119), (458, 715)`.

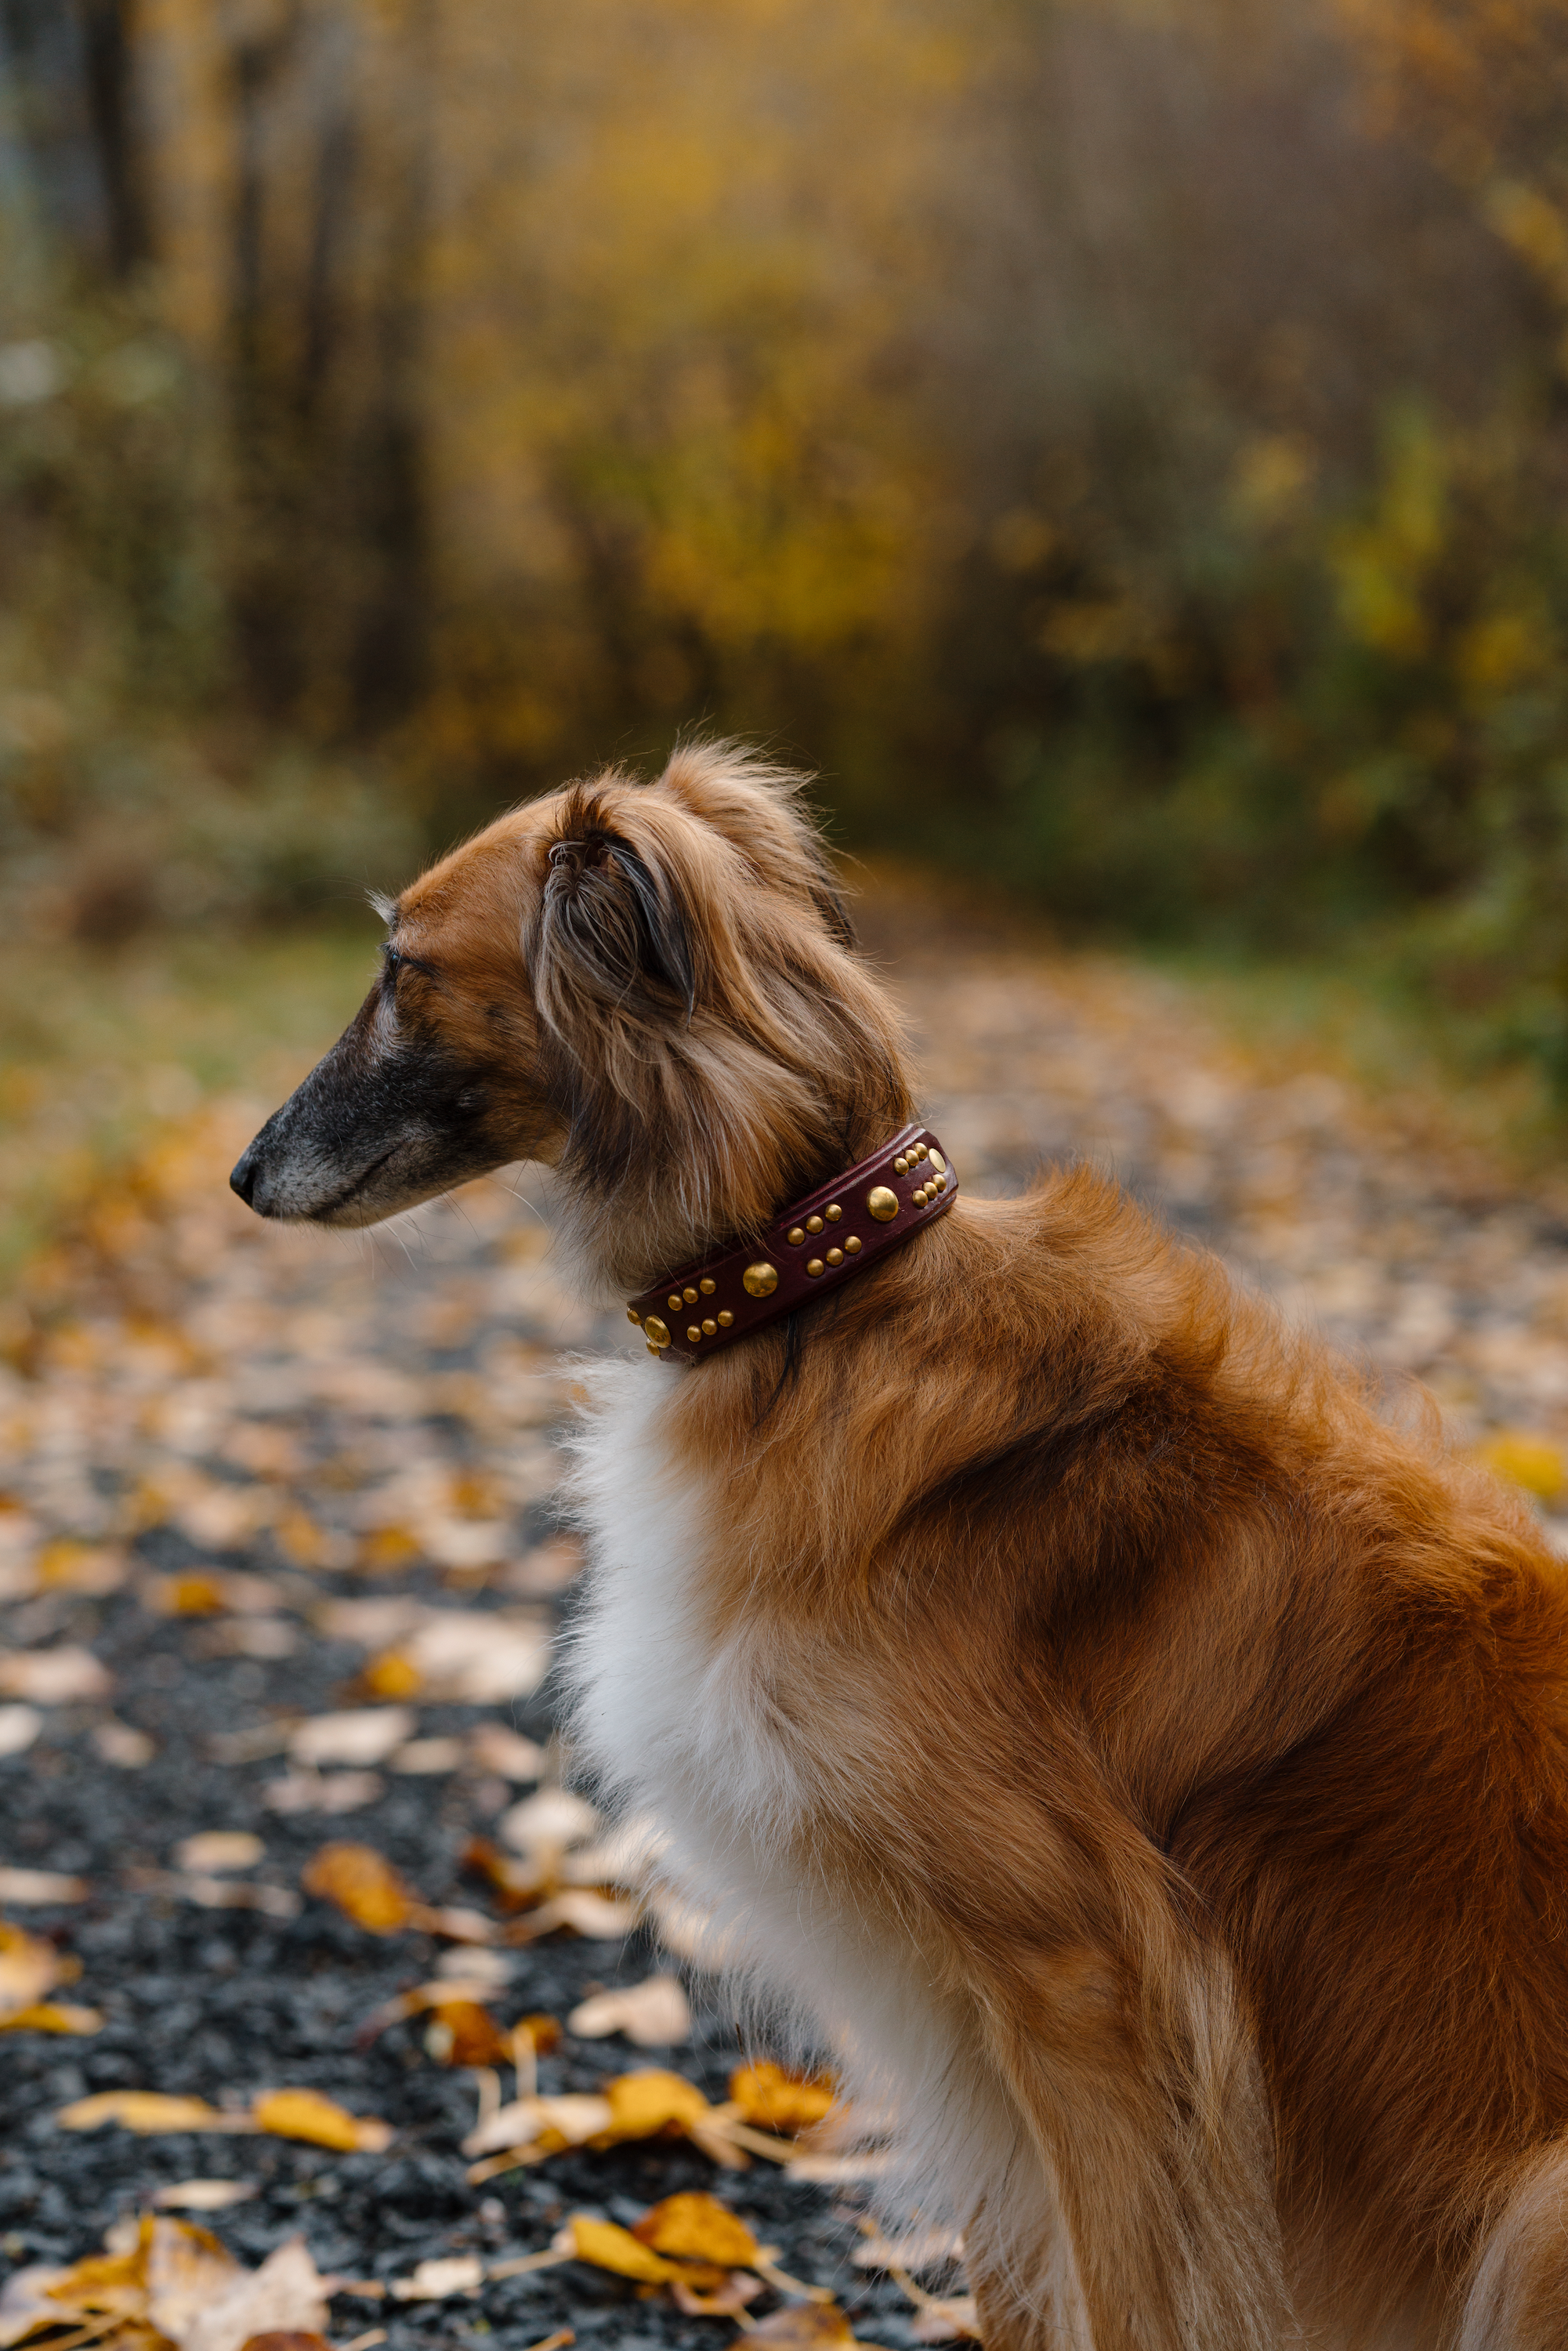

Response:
(5, 0), (1568, 1138)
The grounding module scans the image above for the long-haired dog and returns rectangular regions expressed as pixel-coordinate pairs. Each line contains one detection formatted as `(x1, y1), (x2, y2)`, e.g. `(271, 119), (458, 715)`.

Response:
(234, 745), (1568, 2350)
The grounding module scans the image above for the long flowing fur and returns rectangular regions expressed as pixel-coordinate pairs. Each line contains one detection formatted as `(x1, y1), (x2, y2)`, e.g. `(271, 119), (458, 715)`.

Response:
(235, 743), (1568, 2350)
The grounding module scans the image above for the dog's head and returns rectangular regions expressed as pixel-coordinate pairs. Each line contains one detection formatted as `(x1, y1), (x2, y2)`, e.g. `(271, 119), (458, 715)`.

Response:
(230, 744), (914, 1288)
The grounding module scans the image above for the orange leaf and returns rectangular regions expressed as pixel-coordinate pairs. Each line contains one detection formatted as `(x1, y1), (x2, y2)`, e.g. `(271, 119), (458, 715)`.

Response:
(0, 2001), (102, 2034)
(0, 1918), (61, 2022)
(253, 2089), (393, 2152)
(602, 2068), (713, 2142)
(425, 1999), (512, 2067)
(632, 2192), (759, 2268)
(730, 2061), (837, 2135)
(563, 2215), (681, 2284)
(749, 2306), (858, 2347)
(362, 1650), (423, 1701)
(56, 2090), (242, 2133)
(302, 1842), (413, 1933)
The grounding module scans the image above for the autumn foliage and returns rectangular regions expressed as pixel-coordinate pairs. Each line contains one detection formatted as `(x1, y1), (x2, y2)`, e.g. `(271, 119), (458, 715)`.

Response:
(5, 0), (1568, 1079)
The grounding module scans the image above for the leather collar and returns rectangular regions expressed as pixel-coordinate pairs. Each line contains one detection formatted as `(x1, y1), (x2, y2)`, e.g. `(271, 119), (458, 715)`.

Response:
(628, 1122), (958, 1362)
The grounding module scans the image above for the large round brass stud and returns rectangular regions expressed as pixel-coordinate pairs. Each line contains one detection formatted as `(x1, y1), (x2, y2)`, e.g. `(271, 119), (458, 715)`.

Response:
(806, 1258), (825, 1277)
(687, 1325), (701, 1342)
(701, 1317), (717, 1336)
(683, 1286), (698, 1306)
(929, 1149), (946, 1175)
(627, 1307), (642, 1324)
(825, 1204), (842, 1222)
(743, 1262), (779, 1298)
(845, 1235), (862, 1253)
(806, 1214), (824, 1234)
(643, 1315), (671, 1349)
(699, 1277), (716, 1295)
(867, 1186), (899, 1222)
(717, 1309), (734, 1327)
(668, 1293), (683, 1312)
(826, 1246), (843, 1266)
(788, 1226), (806, 1246)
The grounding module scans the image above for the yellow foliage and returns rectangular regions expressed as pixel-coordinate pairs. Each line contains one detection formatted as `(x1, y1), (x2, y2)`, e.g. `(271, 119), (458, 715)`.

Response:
(730, 2059), (837, 2134)
(1477, 1430), (1566, 1502)
(632, 2190), (761, 2267)
(564, 2213), (683, 2284)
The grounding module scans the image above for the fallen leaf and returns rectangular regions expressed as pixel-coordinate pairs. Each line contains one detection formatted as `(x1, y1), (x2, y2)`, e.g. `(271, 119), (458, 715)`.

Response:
(504, 1889), (638, 1942)
(603, 2067), (715, 2141)
(569, 1975), (690, 2048)
(0, 1918), (62, 2020)
(668, 2271), (766, 2317)
(183, 2238), (334, 2351)
(289, 1709), (416, 1768)
(0, 1704), (40, 1758)
(462, 1835), (541, 1910)
(236, 2337), (332, 2351)
(93, 1718), (155, 1767)
(467, 1722), (545, 1780)
(462, 2091), (613, 2160)
(748, 2306), (859, 2347)
(500, 1788), (599, 1859)
(389, 1737), (464, 1774)
(853, 2228), (965, 2273)
(34, 1541), (127, 1595)
(632, 2192), (759, 2268)
(731, 2062), (837, 2135)
(253, 2088), (393, 2152)
(422, 1999), (512, 2067)
(175, 1875), (301, 1919)
(389, 2255), (484, 2302)
(146, 2212), (246, 2337)
(560, 2215), (681, 2284)
(176, 1832), (264, 1875)
(909, 2299), (981, 2342)
(0, 2264), (69, 2349)
(263, 1769), (384, 1814)
(0, 1646), (110, 1703)
(154, 2180), (259, 2212)
(0, 1866), (86, 1904)
(301, 1843), (413, 1933)
(410, 1901), (495, 1943)
(57, 2090), (250, 2134)
(784, 2150), (892, 2183)
(0, 2000), (103, 2034)
(360, 1650), (423, 1701)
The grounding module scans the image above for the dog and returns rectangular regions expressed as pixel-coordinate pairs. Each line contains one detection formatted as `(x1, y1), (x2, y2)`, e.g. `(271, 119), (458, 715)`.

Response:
(233, 743), (1568, 2349)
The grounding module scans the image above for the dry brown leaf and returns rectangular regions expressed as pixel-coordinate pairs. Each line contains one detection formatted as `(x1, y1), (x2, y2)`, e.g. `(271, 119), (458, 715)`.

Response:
(94, 1719), (156, 1767)
(0, 2000), (103, 2034)
(853, 2228), (965, 2273)
(568, 1975), (690, 2048)
(389, 1737), (463, 1774)
(0, 2264), (70, 2349)
(422, 1999), (512, 2067)
(145, 2213), (246, 2337)
(263, 1769), (383, 1815)
(499, 1788), (599, 1859)
(503, 1889), (637, 1942)
(57, 2091), (249, 2135)
(234, 2335), (331, 2351)
(182, 2238), (334, 2351)
(748, 2306), (859, 2348)
(252, 2089), (393, 2153)
(34, 1541), (128, 1595)
(153, 2182), (259, 2212)
(0, 1705), (40, 1758)
(730, 2062), (837, 2135)
(602, 2067), (715, 2141)
(0, 1867), (85, 1905)
(631, 2192), (759, 2268)
(908, 2299), (981, 2342)
(300, 1842), (413, 1933)
(668, 2271), (766, 2317)
(461, 1835), (541, 1911)
(466, 1722), (545, 1780)
(462, 2090), (613, 2160)
(175, 1833), (263, 1875)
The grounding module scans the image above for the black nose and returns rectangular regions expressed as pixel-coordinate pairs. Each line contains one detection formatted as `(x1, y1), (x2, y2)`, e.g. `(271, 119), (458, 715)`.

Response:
(230, 1147), (259, 1207)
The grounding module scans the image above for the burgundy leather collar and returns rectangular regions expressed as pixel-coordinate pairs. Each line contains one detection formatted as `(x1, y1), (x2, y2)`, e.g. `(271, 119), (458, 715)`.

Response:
(628, 1122), (958, 1362)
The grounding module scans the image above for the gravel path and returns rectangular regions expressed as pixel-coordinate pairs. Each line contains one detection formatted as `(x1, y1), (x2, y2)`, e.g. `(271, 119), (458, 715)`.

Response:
(4, 889), (1567, 2346)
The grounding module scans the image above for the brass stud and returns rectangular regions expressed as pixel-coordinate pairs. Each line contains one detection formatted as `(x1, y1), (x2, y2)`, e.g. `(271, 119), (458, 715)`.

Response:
(701, 1317), (717, 1336)
(806, 1258), (825, 1277)
(717, 1309), (734, 1327)
(845, 1235), (862, 1253)
(806, 1214), (824, 1234)
(929, 1148), (947, 1175)
(683, 1286), (698, 1306)
(643, 1315), (672, 1349)
(646, 1341), (661, 1357)
(788, 1226), (806, 1246)
(743, 1262), (779, 1298)
(867, 1186), (899, 1223)
(914, 1186), (928, 1206)
(936, 1174), (947, 1192)
(916, 1143), (929, 1161)
(668, 1293), (683, 1312)
(700, 1277), (716, 1295)
(627, 1307), (642, 1324)
(687, 1324), (701, 1342)
(826, 1246), (843, 1266)
(894, 1156), (908, 1176)
(825, 1204), (842, 1222)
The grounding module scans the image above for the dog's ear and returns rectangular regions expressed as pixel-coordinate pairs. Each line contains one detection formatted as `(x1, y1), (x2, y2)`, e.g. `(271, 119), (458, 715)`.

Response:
(534, 790), (697, 1023)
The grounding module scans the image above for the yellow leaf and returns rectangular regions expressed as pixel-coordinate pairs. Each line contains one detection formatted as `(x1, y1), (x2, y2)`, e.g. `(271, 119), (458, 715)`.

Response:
(730, 2061), (837, 2135)
(1477, 1432), (1565, 1503)
(632, 2191), (759, 2268)
(301, 1842), (413, 1933)
(0, 2001), (102, 2034)
(253, 2089), (393, 2152)
(56, 2090), (238, 2133)
(363, 1649), (423, 1701)
(565, 2215), (681, 2284)
(603, 2067), (714, 2141)
(144, 2213), (245, 2336)
(0, 1918), (61, 2022)
(750, 2306), (859, 2347)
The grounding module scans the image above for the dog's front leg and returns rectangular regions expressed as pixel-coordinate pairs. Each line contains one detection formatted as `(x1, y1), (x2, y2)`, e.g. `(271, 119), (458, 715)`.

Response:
(965, 1930), (1296, 2351)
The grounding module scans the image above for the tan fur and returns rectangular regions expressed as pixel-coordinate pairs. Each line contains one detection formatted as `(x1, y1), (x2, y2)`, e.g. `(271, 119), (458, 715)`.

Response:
(235, 745), (1568, 2349)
